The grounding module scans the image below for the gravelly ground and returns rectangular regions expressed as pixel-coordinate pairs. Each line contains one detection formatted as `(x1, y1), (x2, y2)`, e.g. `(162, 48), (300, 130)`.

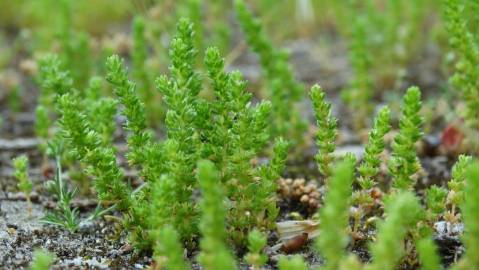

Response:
(0, 199), (152, 269)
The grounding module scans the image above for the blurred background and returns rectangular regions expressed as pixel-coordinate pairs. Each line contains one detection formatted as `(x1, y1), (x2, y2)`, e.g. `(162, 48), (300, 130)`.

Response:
(0, 0), (473, 137)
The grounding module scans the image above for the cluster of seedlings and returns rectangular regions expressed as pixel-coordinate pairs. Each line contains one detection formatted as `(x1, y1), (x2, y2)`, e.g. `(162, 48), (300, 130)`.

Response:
(2, 0), (479, 269)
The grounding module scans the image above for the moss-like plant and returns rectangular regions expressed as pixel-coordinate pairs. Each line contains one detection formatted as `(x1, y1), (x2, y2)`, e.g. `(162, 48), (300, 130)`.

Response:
(197, 160), (237, 270)
(310, 84), (337, 180)
(29, 249), (54, 270)
(207, 0), (231, 54)
(316, 157), (355, 270)
(106, 55), (153, 167)
(148, 18), (205, 244)
(278, 256), (308, 270)
(57, 0), (91, 87)
(155, 27), (288, 244)
(456, 161), (479, 268)
(245, 229), (268, 269)
(13, 155), (33, 214)
(156, 18), (202, 158)
(339, 255), (363, 270)
(131, 15), (163, 126)
(351, 106), (391, 234)
(367, 192), (423, 270)
(425, 185), (447, 222)
(443, 0), (479, 128)
(389, 86), (423, 191)
(57, 93), (130, 209)
(148, 141), (198, 245)
(177, 0), (203, 58)
(357, 106), (391, 190)
(354, 0), (427, 91)
(37, 54), (72, 103)
(416, 237), (442, 270)
(342, 14), (373, 131)
(84, 77), (117, 147)
(153, 225), (190, 270)
(40, 141), (79, 232)
(145, 19), (289, 249)
(41, 141), (114, 232)
(8, 85), (22, 115)
(447, 155), (472, 220)
(132, 16), (151, 97)
(35, 54), (73, 150)
(235, 0), (306, 146)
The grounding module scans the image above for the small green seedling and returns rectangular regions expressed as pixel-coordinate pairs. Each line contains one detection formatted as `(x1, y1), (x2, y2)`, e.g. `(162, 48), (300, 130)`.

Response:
(278, 255), (308, 270)
(456, 161), (479, 268)
(310, 84), (337, 180)
(197, 160), (237, 270)
(41, 141), (114, 232)
(316, 157), (355, 270)
(13, 155), (33, 215)
(389, 86), (423, 191)
(29, 249), (54, 270)
(245, 229), (268, 269)
(235, 0), (306, 146)
(153, 225), (190, 270)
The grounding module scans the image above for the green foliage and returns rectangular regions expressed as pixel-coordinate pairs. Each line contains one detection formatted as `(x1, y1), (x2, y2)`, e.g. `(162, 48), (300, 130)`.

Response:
(148, 141), (198, 244)
(29, 249), (54, 270)
(207, 0), (231, 53)
(458, 161), (479, 268)
(8, 85), (22, 114)
(37, 54), (73, 101)
(310, 84), (337, 179)
(156, 18), (202, 158)
(416, 237), (442, 270)
(153, 26), (287, 244)
(235, 0), (306, 145)
(35, 105), (50, 143)
(153, 225), (190, 270)
(443, 0), (479, 128)
(69, 18), (288, 253)
(342, 14), (373, 130)
(367, 192), (423, 270)
(371, 0), (427, 89)
(57, 0), (91, 87)
(177, 0), (203, 58)
(448, 155), (472, 210)
(202, 46), (286, 243)
(245, 229), (268, 269)
(13, 154), (33, 214)
(357, 106), (391, 190)
(132, 16), (150, 94)
(278, 255), (308, 270)
(256, 137), (290, 226)
(35, 54), (73, 143)
(13, 155), (32, 196)
(106, 55), (152, 166)
(316, 158), (355, 270)
(150, 18), (203, 243)
(84, 76), (117, 147)
(5, 3), (479, 269)
(389, 86), (423, 190)
(425, 185), (447, 221)
(197, 160), (237, 270)
(131, 15), (162, 126)
(41, 141), (115, 232)
(339, 255), (363, 270)
(41, 142), (80, 232)
(57, 93), (130, 209)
